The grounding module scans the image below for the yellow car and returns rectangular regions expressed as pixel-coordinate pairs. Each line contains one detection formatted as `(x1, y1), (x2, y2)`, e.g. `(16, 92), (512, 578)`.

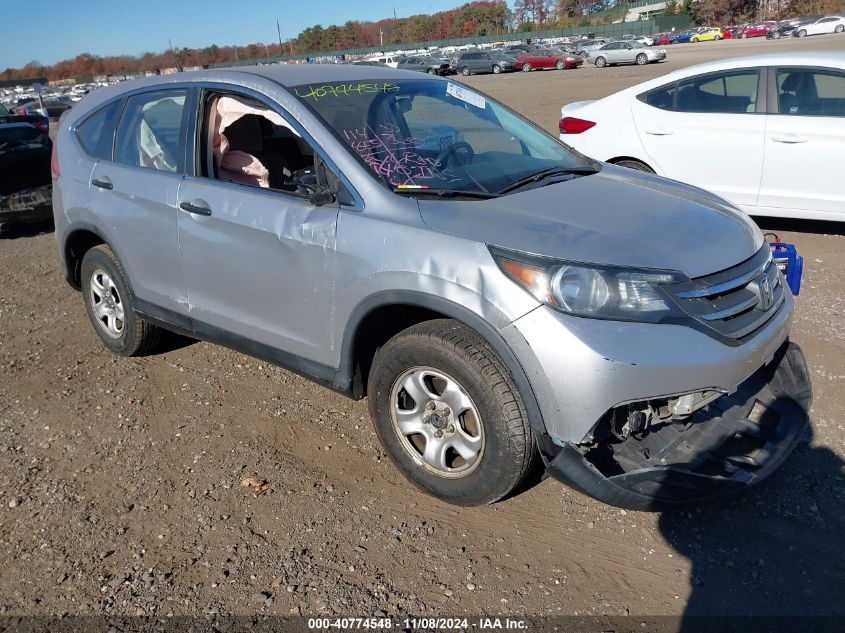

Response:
(691, 27), (723, 42)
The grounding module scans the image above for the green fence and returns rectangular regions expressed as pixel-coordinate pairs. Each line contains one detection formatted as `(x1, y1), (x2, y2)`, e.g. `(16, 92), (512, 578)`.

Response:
(211, 16), (694, 68)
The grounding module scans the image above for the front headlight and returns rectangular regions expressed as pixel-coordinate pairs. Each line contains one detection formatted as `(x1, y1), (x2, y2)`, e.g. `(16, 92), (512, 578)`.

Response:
(490, 246), (688, 322)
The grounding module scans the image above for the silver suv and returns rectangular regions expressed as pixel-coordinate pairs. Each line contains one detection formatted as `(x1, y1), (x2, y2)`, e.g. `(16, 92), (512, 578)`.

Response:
(52, 65), (811, 509)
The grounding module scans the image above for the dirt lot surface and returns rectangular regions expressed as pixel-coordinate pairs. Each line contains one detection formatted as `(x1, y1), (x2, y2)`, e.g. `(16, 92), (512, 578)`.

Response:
(1, 36), (844, 624)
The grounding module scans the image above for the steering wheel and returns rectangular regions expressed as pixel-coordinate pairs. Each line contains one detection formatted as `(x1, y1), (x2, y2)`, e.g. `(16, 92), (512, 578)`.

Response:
(435, 141), (475, 168)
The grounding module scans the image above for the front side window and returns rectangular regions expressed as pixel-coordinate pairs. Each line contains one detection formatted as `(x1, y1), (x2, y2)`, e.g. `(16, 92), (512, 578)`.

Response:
(777, 68), (845, 116)
(115, 89), (188, 172)
(292, 79), (591, 195)
(76, 100), (123, 160)
(675, 70), (759, 113)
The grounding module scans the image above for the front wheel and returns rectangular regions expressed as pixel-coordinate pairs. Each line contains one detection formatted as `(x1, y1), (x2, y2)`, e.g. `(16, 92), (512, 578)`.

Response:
(691, 37), (699, 42)
(522, 62), (531, 72)
(427, 68), (436, 75)
(636, 53), (648, 65)
(556, 60), (565, 70)
(773, 31), (781, 38)
(368, 320), (537, 506)
(798, 29), (806, 37)
(741, 32), (748, 38)
(613, 158), (654, 173)
(595, 56), (607, 68)
(81, 245), (162, 356)
(492, 64), (502, 74)
(461, 66), (470, 76)
(836, 24), (844, 33)
(716, 35), (722, 40)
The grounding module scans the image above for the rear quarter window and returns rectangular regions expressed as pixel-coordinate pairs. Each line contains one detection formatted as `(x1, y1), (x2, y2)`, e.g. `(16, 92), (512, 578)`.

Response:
(76, 100), (123, 160)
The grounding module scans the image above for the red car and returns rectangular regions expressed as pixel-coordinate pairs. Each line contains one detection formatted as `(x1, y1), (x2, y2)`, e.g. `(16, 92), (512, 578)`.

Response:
(652, 32), (673, 45)
(515, 48), (582, 72)
(738, 21), (776, 37)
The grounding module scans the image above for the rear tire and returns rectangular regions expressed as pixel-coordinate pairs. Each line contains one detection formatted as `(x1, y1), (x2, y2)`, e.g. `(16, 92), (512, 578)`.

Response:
(461, 66), (470, 76)
(556, 60), (565, 70)
(595, 56), (607, 68)
(742, 32), (748, 38)
(836, 24), (844, 33)
(522, 62), (532, 72)
(613, 158), (654, 173)
(636, 53), (648, 65)
(492, 64), (502, 74)
(427, 68), (436, 75)
(81, 245), (162, 357)
(798, 29), (806, 37)
(367, 319), (537, 506)
(691, 36), (699, 43)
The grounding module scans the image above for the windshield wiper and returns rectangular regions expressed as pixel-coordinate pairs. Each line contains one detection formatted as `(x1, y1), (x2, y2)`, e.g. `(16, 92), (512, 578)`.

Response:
(392, 187), (499, 200)
(497, 166), (598, 195)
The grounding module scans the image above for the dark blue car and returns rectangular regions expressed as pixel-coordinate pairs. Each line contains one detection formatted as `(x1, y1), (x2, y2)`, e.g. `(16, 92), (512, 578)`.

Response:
(672, 31), (695, 43)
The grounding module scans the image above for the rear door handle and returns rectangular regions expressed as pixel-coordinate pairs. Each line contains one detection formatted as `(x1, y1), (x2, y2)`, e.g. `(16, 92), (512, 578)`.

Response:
(179, 201), (212, 216)
(91, 177), (113, 190)
(644, 128), (674, 136)
(771, 134), (807, 144)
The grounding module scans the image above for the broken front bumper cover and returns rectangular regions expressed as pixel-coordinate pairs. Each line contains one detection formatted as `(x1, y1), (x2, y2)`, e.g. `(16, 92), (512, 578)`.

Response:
(0, 185), (53, 231)
(545, 342), (811, 510)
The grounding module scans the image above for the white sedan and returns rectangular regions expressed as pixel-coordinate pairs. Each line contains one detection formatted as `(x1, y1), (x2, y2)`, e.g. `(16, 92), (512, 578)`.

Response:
(796, 15), (845, 37)
(559, 51), (845, 221)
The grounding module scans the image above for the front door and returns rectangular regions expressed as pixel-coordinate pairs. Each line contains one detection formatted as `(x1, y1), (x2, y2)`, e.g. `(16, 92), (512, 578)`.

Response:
(177, 89), (339, 366)
(758, 67), (845, 217)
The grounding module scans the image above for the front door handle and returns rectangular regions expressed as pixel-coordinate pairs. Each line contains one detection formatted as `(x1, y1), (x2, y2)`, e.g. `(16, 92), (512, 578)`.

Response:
(179, 201), (212, 216)
(91, 177), (113, 190)
(771, 134), (807, 144)
(644, 128), (674, 136)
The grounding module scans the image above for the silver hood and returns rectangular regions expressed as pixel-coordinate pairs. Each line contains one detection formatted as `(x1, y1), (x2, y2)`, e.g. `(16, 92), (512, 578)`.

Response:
(418, 165), (763, 279)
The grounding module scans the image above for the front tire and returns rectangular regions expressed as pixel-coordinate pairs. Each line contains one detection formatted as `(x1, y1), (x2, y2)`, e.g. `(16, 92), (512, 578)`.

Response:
(691, 37), (699, 42)
(556, 60), (565, 70)
(595, 56), (607, 68)
(798, 29), (807, 37)
(613, 158), (654, 173)
(368, 320), (537, 506)
(461, 66), (470, 76)
(492, 64), (502, 74)
(522, 62), (531, 72)
(81, 245), (162, 356)
(636, 53), (648, 65)
(427, 68), (436, 75)
(836, 24), (844, 33)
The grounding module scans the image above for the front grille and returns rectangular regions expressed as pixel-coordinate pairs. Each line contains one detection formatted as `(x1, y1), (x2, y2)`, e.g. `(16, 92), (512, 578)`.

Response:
(667, 246), (785, 341)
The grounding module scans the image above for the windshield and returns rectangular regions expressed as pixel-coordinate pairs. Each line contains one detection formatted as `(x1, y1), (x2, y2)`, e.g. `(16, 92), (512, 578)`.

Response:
(292, 79), (590, 195)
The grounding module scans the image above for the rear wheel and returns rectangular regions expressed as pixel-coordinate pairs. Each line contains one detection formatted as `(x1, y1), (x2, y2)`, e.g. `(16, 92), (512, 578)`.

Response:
(836, 24), (844, 33)
(522, 62), (531, 72)
(461, 66), (470, 76)
(556, 60), (565, 70)
(742, 32), (748, 38)
(595, 56), (607, 68)
(81, 245), (162, 356)
(492, 64), (502, 74)
(636, 53), (648, 65)
(368, 319), (537, 506)
(613, 158), (654, 173)
(798, 29), (806, 37)
(691, 36), (699, 42)
(773, 31), (781, 39)
(427, 68), (436, 75)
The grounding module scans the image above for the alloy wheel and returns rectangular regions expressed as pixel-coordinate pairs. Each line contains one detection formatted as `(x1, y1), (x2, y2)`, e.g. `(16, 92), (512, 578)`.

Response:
(89, 269), (125, 339)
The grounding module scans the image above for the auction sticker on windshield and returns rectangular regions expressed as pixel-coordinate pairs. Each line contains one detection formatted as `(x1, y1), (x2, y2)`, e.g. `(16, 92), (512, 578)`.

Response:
(446, 82), (486, 109)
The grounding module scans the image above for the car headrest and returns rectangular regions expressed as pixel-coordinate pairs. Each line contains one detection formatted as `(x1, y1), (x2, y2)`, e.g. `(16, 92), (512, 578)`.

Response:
(223, 115), (264, 155)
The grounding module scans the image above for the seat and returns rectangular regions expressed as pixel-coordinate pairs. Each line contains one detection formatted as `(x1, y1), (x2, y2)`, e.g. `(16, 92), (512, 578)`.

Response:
(779, 73), (801, 114)
(219, 114), (271, 188)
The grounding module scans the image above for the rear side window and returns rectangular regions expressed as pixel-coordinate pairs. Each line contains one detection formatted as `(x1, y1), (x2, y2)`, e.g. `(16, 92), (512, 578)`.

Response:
(645, 84), (676, 110)
(114, 89), (188, 172)
(76, 100), (122, 160)
(675, 70), (759, 113)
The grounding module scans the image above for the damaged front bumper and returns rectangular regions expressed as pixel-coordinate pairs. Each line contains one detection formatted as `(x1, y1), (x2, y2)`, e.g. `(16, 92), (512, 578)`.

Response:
(0, 185), (53, 232)
(545, 342), (811, 510)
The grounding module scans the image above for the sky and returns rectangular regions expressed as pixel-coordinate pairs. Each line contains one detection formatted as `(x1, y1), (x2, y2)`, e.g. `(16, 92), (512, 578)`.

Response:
(0, 0), (483, 69)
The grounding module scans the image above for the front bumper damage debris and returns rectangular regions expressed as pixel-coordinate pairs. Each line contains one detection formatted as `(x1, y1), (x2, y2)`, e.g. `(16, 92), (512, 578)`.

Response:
(546, 342), (812, 510)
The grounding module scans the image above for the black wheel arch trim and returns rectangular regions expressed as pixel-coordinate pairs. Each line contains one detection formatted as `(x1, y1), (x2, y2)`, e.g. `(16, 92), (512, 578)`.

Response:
(61, 221), (131, 292)
(337, 290), (548, 434)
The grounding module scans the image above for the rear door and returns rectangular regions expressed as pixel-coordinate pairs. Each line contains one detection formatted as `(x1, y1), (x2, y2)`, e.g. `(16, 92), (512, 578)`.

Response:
(758, 66), (845, 217)
(631, 68), (766, 208)
(88, 88), (192, 315)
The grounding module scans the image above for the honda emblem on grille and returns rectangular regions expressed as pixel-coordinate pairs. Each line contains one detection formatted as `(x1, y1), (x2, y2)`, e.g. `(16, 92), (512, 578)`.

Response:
(753, 274), (774, 311)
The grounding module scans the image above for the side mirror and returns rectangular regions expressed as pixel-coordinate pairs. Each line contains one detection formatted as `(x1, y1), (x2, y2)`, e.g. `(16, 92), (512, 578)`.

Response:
(308, 189), (335, 207)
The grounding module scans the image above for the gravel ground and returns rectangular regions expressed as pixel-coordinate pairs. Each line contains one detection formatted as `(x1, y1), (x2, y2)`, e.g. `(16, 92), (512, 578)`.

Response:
(1, 35), (844, 624)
